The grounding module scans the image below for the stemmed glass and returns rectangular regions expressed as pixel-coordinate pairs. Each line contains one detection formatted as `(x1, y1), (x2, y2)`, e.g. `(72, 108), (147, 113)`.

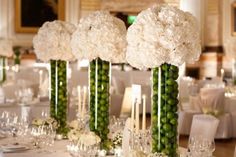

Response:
(188, 136), (215, 157)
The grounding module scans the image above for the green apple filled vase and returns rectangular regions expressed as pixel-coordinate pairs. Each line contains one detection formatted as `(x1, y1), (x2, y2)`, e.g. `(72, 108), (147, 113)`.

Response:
(152, 63), (179, 157)
(50, 60), (68, 135)
(0, 56), (6, 85)
(89, 58), (111, 150)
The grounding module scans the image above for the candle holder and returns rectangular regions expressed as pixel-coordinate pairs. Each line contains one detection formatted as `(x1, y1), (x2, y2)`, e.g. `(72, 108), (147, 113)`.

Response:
(50, 60), (68, 136)
(89, 58), (111, 150)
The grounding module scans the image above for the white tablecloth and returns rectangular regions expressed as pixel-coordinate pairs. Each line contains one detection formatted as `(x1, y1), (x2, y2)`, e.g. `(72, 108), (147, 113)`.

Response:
(0, 138), (187, 157)
(0, 138), (70, 157)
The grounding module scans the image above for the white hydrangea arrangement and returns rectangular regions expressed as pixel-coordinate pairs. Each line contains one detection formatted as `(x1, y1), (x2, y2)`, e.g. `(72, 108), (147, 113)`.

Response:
(67, 120), (82, 141)
(33, 20), (76, 62)
(68, 128), (81, 141)
(0, 39), (13, 57)
(224, 39), (236, 59)
(71, 11), (127, 63)
(78, 131), (101, 146)
(126, 4), (201, 69)
(31, 117), (58, 129)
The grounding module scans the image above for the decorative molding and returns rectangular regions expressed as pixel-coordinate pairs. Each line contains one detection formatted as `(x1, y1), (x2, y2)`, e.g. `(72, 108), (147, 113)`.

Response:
(207, 0), (219, 14)
(101, 0), (157, 13)
(81, 0), (101, 11)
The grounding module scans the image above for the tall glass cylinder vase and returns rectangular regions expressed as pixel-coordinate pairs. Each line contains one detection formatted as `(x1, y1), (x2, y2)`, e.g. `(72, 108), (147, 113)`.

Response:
(232, 59), (236, 85)
(151, 63), (179, 157)
(0, 56), (6, 85)
(89, 58), (111, 150)
(50, 60), (68, 135)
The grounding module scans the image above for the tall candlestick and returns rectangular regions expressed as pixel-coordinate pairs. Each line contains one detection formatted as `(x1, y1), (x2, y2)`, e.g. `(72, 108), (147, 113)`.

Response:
(81, 86), (87, 118)
(135, 100), (139, 134)
(221, 68), (224, 82)
(142, 95), (146, 131)
(78, 86), (81, 116)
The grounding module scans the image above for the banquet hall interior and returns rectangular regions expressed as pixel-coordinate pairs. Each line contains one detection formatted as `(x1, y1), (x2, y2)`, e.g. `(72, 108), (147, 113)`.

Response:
(0, 0), (236, 157)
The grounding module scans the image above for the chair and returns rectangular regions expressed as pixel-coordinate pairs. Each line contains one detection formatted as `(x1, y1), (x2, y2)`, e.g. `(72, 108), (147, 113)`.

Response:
(199, 87), (232, 138)
(199, 87), (225, 113)
(190, 114), (219, 141)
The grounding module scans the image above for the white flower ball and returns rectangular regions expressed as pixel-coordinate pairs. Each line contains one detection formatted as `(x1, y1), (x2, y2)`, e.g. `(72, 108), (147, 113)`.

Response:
(0, 39), (13, 57)
(33, 20), (76, 62)
(126, 5), (201, 69)
(71, 11), (127, 63)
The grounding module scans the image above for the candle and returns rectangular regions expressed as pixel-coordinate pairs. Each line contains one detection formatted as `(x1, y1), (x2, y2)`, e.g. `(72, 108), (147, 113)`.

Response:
(130, 98), (135, 132)
(221, 68), (224, 81)
(135, 100), (139, 133)
(142, 95), (146, 131)
(77, 86), (81, 116)
(81, 86), (87, 118)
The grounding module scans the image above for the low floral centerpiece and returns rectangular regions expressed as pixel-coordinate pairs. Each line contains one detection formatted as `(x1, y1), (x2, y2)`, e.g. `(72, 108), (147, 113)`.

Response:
(33, 20), (76, 136)
(71, 11), (127, 150)
(126, 5), (201, 156)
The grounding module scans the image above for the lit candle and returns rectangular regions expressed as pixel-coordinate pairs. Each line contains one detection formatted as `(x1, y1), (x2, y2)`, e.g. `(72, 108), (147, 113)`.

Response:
(135, 100), (139, 133)
(142, 95), (146, 131)
(221, 68), (224, 82)
(81, 86), (87, 118)
(77, 86), (81, 116)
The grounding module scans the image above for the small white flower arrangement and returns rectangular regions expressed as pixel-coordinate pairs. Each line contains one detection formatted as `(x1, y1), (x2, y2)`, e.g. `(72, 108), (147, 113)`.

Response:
(0, 39), (13, 57)
(78, 131), (101, 146)
(31, 117), (58, 129)
(68, 120), (80, 129)
(71, 11), (127, 63)
(68, 128), (81, 141)
(112, 132), (122, 147)
(126, 4), (201, 69)
(33, 20), (76, 62)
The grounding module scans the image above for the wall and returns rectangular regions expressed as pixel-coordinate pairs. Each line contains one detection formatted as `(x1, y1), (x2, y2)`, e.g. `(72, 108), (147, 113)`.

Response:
(223, 0), (236, 44)
(0, 0), (80, 46)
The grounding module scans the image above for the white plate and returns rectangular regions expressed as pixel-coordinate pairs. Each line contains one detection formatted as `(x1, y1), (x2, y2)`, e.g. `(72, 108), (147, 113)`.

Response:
(0, 145), (29, 153)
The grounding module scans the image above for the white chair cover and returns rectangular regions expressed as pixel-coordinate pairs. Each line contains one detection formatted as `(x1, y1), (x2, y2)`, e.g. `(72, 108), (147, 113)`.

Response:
(179, 77), (195, 104)
(190, 114), (219, 141)
(215, 113), (232, 139)
(199, 87), (225, 113)
(178, 111), (200, 135)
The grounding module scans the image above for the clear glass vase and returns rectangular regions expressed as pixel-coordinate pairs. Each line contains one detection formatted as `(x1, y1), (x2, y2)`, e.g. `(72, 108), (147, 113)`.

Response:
(0, 56), (6, 85)
(232, 59), (236, 85)
(50, 60), (68, 136)
(89, 58), (111, 150)
(151, 63), (179, 157)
